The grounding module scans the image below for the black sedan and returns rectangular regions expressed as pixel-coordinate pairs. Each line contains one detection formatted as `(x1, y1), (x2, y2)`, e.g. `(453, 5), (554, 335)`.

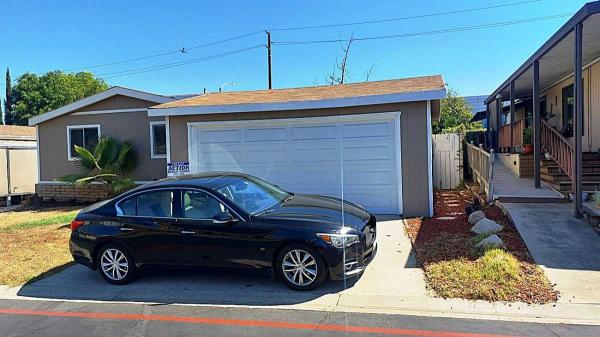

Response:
(69, 172), (377, 290)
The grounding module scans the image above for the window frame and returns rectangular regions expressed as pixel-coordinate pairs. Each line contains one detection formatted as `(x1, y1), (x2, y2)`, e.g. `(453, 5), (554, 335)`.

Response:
(66, 124), (101, 161)
(149, 121), (167, 159)
(115, 188), (176, 219)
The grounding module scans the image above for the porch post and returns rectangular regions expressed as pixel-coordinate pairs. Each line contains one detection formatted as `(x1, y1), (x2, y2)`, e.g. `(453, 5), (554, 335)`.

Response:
(533, 60), (541, 188)
(486, 103), (490, 148)
(510, 81), (515, 153)
(574, 22), (583, 217)
(495, 95), (501, 151)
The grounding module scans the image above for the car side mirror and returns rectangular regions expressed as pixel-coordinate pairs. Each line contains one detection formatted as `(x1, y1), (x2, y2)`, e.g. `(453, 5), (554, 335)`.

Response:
(212, 212), (236, 225)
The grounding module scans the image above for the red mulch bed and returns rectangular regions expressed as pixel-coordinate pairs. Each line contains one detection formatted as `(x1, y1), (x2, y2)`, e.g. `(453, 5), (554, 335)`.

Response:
(404, 189), (559, 304)
(405, 189), (534, 264)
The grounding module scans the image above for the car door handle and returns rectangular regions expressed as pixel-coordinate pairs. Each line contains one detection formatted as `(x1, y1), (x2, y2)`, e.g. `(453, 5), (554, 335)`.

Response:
(120, 227), (134, 232)
(180, 230), (196, 234)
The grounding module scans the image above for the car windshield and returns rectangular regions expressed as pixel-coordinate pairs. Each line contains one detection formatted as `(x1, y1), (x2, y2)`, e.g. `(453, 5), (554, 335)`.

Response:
(214, 175), (291, 215)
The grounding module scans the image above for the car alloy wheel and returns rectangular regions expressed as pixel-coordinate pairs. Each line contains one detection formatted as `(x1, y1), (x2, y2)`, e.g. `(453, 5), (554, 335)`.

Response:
(282, 249), (318, 287)
(100, 248), (129, 281)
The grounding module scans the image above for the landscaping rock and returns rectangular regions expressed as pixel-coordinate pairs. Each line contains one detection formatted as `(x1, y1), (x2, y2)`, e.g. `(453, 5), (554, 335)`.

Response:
(471, 218), (503, 235)
(476, 234), (505, 250)
(468, 210), (486, 225)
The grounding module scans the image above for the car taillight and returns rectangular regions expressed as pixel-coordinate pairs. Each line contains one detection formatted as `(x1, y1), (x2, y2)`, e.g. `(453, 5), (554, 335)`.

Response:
(70, 220), (85, 231)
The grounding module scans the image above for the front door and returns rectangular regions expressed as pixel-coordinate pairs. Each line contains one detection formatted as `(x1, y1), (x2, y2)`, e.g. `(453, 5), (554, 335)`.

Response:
(174, 189), (257, 268)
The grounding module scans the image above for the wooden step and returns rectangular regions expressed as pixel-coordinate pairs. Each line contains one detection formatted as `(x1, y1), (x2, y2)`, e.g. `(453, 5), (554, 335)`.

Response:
(543, 180), (600, 193)
(541, 172), (600, 182)
(542, 165), (600, 175)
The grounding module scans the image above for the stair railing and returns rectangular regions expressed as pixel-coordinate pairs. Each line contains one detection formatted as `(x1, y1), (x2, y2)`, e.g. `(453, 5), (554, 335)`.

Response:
(541, 119), (574, 179)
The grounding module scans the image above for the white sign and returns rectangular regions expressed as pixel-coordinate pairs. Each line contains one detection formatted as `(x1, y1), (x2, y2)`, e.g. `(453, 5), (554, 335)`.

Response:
(167, 162), (190, 177)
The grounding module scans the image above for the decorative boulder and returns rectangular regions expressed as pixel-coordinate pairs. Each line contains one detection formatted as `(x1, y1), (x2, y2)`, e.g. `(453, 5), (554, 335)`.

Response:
(468, 210), (486, 225)
(471, 218), (503, 235)
(476, 234), (505, 250)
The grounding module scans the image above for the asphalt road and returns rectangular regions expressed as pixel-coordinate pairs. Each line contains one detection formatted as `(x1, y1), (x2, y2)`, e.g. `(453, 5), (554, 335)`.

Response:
(0, 299), (599, 337)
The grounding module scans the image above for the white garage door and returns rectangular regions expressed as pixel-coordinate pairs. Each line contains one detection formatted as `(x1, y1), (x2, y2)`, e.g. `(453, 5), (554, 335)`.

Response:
(188, 112), (402, 214)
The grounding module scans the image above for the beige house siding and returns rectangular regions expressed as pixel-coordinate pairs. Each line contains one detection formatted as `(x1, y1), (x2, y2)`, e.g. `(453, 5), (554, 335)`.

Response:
(541, 61), (600, 151)
(168, 101), (435, 216)
(37, 96), (166, 182)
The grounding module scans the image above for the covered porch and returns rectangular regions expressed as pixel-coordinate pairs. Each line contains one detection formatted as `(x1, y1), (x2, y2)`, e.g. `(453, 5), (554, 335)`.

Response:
(481, 2), (600, 216)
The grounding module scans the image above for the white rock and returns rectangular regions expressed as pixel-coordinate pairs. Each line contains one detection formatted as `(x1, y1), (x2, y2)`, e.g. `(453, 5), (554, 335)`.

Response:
(476, 234), (505, 250)
(467, 210), (486, 225)
(471, 218), (503, 235)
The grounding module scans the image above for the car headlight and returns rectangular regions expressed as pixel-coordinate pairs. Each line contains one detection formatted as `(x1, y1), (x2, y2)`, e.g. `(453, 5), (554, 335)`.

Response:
(316, 233), (359, 248)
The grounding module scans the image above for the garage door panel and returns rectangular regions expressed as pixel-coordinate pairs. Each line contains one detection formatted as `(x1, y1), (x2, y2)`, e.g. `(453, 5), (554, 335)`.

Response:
(190, 114), (401, 214)
(199, 129), (241, 143)
(292, 125), (337, 140)
(342, 122), (392, 138)
(245, 128), (287, 142)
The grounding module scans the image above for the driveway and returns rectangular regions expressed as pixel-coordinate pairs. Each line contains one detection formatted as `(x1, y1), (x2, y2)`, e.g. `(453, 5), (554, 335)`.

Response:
(13, 217), (429, 307)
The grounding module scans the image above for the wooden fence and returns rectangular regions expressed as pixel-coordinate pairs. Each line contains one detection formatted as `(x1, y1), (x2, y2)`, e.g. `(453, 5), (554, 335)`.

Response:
(432, 133), (461, 189)
(466, 142), (495, 201)
(498, 119), (525, 152)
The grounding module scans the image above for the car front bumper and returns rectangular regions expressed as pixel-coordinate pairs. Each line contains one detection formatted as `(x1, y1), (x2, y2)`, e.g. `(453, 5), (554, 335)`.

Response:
(326, 237), (377, 280)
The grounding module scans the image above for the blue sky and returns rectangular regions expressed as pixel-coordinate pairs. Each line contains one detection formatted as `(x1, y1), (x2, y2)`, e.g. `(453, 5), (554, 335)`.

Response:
(0, 0), (590, 99)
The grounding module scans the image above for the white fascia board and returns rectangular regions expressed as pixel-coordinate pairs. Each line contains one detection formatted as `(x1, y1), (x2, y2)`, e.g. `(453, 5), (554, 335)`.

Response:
(148, 89), (446, 117)
(29, 87), (173, 126)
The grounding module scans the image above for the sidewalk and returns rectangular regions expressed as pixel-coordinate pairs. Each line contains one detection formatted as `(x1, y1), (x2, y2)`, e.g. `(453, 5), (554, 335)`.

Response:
(1, 218), (600, 325)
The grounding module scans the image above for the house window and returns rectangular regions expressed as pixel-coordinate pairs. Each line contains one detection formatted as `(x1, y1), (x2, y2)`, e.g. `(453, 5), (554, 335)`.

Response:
(67, 125), (100, 160)
(150, 121), (167, 159)
(562, 83), (584, 137)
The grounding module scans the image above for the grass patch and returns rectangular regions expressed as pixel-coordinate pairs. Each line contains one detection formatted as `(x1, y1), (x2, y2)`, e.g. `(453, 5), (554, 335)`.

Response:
(0, 206), (81, 286)
(425, 249), (523, 301)
(3, 211), (79, 231)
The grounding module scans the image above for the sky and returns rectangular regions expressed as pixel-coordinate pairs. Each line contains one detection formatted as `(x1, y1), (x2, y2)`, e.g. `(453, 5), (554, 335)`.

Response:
(0, 0), (592, 99)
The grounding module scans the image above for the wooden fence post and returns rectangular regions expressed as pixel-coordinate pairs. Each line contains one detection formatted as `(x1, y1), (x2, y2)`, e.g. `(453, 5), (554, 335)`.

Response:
(488, 149), (495, 202)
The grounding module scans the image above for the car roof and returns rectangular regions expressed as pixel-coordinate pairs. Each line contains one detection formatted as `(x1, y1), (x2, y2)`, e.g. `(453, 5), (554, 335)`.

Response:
(125, 171), (251, 194)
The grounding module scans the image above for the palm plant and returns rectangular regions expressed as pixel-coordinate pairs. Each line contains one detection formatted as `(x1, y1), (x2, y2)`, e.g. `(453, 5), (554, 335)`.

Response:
(59, 137), (137, 196)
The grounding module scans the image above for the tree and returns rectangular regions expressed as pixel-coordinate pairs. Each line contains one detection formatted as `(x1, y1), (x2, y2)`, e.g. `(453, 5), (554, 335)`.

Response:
(10, 71), (108, 125)
(59, 137), (137, 196)
(322, 34), (374, 85)
(4, 68), (13, 125)
(432, 87), (483, 134)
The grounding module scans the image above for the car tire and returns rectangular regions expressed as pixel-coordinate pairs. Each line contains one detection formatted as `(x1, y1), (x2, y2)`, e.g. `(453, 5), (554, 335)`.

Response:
(275, 244), (327, 291)
(96, 243), (136, 285)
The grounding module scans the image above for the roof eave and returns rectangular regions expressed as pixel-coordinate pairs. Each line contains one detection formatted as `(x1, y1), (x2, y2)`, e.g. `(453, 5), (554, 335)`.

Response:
(148, 88), (447, 117)
(485, 2), (600, 104)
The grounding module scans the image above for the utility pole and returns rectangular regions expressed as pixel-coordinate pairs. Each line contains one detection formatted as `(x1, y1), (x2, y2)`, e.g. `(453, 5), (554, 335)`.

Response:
(266, 31), (272, 89)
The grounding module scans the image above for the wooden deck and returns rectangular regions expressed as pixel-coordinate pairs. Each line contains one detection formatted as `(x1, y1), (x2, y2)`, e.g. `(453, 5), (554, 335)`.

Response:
(493, 161), (567, 202)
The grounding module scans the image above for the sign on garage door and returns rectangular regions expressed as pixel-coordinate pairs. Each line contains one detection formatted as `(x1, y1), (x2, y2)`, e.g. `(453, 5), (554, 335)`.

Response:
(188, 112), (402, 214)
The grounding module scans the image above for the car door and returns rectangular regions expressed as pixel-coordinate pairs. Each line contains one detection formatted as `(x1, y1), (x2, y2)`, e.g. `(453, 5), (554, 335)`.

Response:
(115, 189), (180, 265)
(174, 189), (258, 268)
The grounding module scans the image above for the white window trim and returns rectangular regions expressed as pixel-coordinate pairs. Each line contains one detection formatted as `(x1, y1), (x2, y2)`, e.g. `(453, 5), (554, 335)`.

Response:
(67, 124), (101, 161)
(149, 121), (167, 159)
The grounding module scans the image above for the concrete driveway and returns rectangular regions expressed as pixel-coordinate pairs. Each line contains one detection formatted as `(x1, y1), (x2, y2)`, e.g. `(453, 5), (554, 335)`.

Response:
(13, 217), (429, 307)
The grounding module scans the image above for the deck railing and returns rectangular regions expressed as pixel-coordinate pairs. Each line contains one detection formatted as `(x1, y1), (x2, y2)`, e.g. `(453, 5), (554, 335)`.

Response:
(498, 119), (526, 152)
(541, 119), (574, 179)
(466, 142), (495, 201)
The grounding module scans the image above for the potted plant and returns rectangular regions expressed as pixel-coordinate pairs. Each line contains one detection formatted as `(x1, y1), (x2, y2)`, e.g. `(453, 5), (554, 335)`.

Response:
(522, 127), (533, 154)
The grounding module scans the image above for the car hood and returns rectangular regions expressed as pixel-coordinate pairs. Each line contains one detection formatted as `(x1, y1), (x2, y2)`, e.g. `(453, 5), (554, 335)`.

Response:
(256, 193), (370, 229)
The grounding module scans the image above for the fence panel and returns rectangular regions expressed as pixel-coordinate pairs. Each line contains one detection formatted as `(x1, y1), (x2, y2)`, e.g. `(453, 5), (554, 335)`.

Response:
(432, 133), (461, 189)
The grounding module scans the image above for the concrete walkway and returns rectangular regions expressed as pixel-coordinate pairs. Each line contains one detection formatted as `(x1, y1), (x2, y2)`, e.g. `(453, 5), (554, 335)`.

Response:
(493, 161), (564, 200)
(503, 202), (600, 305)
(1, 218), (600, 325)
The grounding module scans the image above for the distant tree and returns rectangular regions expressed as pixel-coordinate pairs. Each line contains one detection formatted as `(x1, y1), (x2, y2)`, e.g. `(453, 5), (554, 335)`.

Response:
(432, 87), (483, 134)
(10, 71), (108, 125)
(4, 68), (13, 125)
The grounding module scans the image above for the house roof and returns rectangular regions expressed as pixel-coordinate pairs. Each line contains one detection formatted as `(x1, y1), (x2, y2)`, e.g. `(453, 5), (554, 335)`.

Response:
(0, 125), (36, 140)
(149, 75), (445, 116)
(28, 86), (175, 126)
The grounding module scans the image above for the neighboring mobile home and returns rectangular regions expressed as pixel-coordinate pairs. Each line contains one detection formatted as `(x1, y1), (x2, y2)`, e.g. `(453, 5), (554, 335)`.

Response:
(0, 125), (37, 205)
(480, 1), (600, 215)
(30, 75), (446, 217)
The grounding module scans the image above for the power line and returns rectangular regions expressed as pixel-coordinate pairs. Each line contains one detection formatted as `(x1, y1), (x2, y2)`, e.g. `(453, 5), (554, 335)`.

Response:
(64, 0), (541, 72)
(269, 0), (542, 31)
(65, 30), (263, 72)
(101, 45), (264, 79)
(272, 13), (573, 45)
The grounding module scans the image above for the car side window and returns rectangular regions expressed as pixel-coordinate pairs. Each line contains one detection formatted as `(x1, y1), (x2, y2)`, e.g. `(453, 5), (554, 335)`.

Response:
(137, 191), (173, 217)
(119, 196), (137, 216)
(181, 190), (228, 219)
